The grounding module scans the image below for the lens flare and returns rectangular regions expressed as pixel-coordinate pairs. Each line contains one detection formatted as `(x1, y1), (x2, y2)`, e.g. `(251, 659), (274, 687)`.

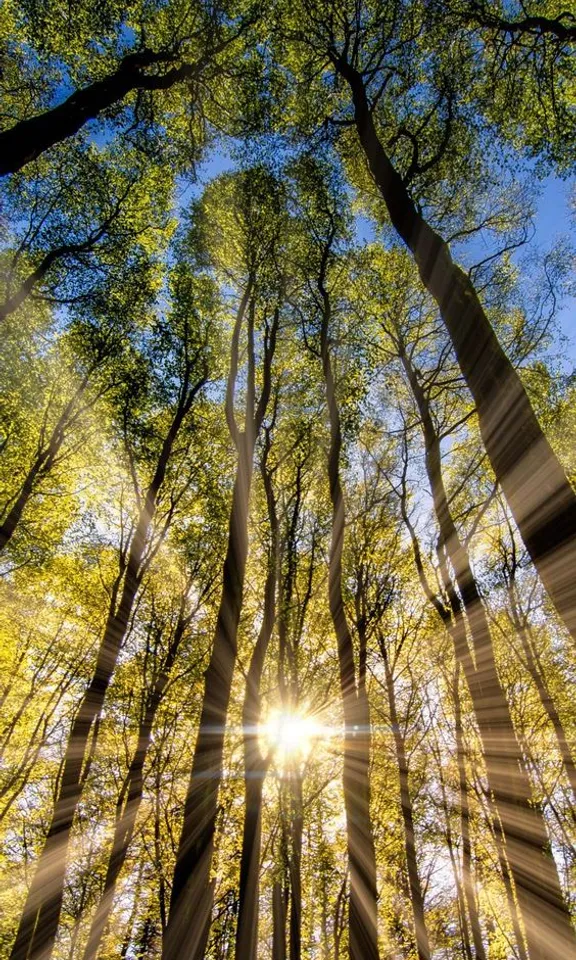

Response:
(261, 708), (320, 763)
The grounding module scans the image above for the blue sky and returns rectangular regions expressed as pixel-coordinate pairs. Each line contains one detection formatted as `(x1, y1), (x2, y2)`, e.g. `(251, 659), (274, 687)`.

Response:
(534, 177), (575, 363)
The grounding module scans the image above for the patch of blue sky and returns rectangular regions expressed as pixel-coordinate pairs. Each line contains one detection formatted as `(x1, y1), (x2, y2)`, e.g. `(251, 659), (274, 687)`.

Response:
(533, 176), (575, 365)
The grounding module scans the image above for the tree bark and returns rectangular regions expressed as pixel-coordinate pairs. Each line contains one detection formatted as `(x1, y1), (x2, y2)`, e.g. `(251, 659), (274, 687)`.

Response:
(336, 58), (576, 650)
(399, 343), (575, 960)
(288, 768), (303, 960)
(272, 880), (288, 960)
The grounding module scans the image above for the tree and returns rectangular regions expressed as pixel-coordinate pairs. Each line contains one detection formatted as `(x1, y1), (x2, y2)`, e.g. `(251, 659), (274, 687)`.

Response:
(276, 0), (576, 653)
(9, 256), (214, 960)
(163, 167), (282, 960)
(0, 0), (254, 176)
(295, 162), (381, 960)
(1, 11), (575, 959)
(378, 275), (575, 959)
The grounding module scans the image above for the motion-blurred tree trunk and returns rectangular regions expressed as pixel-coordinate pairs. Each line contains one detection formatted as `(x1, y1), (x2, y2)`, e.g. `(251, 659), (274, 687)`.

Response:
(452, 664), (486, 960)
(10, 343), (207, 960)
(378, 634), (430, 960)
(317, 248), (380, 960)
(334, 56), (576, 652)
(164, 294), (278, 960)
(397, 339), (575, 960)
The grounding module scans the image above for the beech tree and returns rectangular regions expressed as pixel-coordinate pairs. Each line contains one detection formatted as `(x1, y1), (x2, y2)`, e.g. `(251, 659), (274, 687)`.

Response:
(1, 3), (575, 959)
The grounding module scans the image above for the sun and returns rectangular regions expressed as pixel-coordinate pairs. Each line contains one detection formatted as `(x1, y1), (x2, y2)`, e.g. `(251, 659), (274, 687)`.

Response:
(261, 708), (320, 764)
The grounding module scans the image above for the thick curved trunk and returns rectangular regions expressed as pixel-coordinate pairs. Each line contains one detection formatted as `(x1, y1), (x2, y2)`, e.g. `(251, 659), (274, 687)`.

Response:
(0, 53), (202, 176)
(338, 61), (576, 652)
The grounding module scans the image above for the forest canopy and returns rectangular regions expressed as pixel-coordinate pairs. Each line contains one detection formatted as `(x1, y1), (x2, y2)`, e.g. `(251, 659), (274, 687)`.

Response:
(1, 2), (576, 959)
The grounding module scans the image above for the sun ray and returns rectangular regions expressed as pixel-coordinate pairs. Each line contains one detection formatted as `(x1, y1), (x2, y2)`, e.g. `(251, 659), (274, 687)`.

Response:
(260, 708), (322, 767)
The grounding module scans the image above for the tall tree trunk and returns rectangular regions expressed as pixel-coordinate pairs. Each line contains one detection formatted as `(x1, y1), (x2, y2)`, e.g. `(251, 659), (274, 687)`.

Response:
(472, 771), (529, 960)
(81, 602), (190, 960)
(9, 372), (205, 960)
(398, 343), (575, 960)
(489, 805), (529, 960)
(318, 259), (380, 960)
(321, 851), (330, 960)
(434, 748), (473, 960)
(288, 768), (303, 960)
(118, 860), (146, 960)
(163, 406), (252, 960)
(379, 640), (431, 960)
(452, 665), (487, 960)
(272, 880), (287, 960)
(275, 453), (310, 960)
(163, 293), (277, 960)
(336, 58), (576, 650)
(235, 428), (278, 960)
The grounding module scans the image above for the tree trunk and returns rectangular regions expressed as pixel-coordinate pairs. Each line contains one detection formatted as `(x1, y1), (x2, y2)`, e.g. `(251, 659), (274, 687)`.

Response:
(472, 772), (529, 960)
(81, 606), (189, 960)
(337, 59), (576, 650)
(288, 769), (303, 960)
(488, 801), (529, 960)
(272, 880), (287, 960)
(435, 753), (473, 960)
(163, 435), (253, 960)
(0, 51), (210, 176)
(399, 344), (575, 960)
(9, 375), (203, 960)
(235, 431), (278, 960)
(163, 292), (277, 960)
(452, 664), (487, 960)
(380, 642), (431, 960)
(318, 263), (380, 960)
